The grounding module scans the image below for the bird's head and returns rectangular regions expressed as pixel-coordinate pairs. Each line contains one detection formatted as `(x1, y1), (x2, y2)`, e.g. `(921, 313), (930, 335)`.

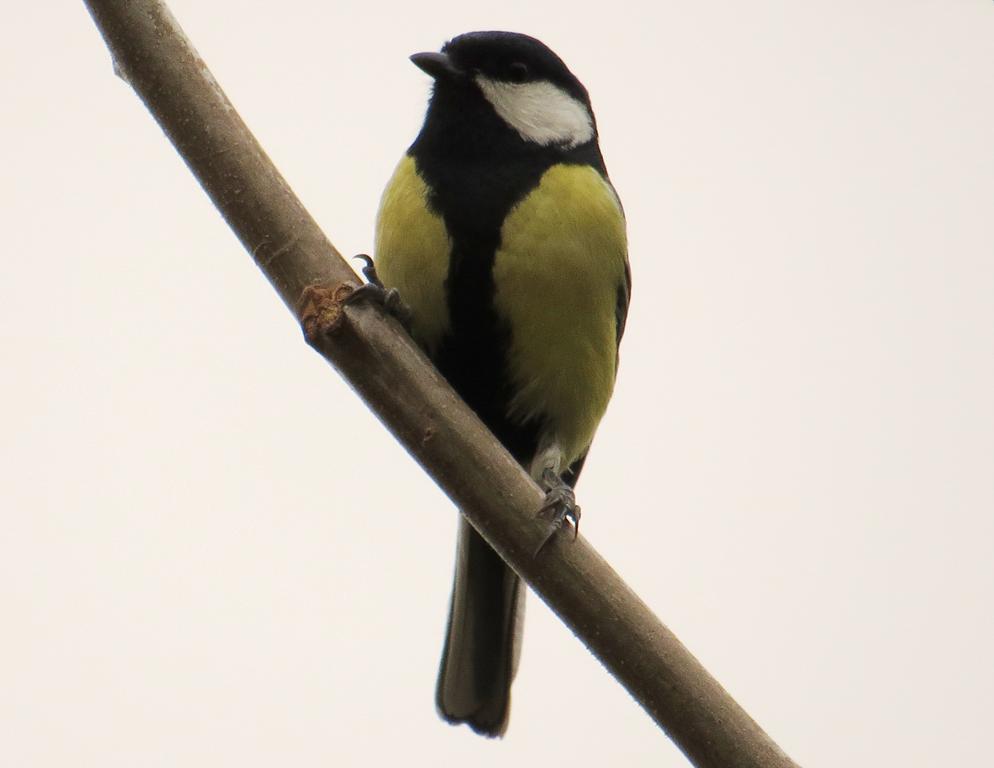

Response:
(411, 31), (596, 151)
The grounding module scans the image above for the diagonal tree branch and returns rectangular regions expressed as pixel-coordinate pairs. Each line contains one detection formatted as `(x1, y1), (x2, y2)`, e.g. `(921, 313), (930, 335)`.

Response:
(82, 3), (801, 767)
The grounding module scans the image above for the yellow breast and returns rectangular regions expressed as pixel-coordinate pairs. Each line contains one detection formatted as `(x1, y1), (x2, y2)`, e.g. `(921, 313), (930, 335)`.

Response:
(374, 155), (452, 354)
(492, 164), (628, 466)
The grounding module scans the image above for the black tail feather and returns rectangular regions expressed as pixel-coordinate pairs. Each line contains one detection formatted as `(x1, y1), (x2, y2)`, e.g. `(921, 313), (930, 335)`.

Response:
(436, 517), (523, 738)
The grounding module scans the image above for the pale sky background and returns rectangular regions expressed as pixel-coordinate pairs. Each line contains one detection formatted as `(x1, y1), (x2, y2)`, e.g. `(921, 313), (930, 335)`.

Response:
(3, 2), (993, 766)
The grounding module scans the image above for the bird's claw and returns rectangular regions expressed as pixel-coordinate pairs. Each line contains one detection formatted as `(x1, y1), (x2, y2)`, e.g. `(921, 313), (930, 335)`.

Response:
(347, 254), (413, 330)
(353, 253), (382, 286)
(534, 468), (581, 556)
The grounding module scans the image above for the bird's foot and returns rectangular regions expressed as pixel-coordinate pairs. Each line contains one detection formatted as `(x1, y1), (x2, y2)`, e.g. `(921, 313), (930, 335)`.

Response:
(534, 468), (581, 556)
(347, 254), (413, 330)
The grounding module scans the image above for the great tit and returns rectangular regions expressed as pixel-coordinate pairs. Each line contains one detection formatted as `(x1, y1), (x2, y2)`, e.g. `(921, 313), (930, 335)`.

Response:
(372, 31), (630, 737)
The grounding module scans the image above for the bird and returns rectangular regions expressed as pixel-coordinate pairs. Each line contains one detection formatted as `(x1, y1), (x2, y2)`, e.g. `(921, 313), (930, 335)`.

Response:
(370, 31), (630, 738)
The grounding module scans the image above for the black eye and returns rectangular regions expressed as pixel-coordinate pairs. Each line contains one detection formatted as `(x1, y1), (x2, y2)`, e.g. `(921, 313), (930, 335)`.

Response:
(508, 62), (529, 83)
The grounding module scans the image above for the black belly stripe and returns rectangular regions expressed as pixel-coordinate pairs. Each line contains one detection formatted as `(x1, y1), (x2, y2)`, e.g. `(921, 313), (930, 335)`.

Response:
(412, 152), (545, 463)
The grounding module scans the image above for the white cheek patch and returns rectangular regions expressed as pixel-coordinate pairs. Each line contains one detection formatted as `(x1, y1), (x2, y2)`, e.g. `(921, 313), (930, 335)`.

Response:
(475, 76), (594, 148)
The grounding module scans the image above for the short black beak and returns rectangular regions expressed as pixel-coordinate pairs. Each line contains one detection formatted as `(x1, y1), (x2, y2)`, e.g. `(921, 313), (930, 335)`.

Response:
(410, 51), (463, 80)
